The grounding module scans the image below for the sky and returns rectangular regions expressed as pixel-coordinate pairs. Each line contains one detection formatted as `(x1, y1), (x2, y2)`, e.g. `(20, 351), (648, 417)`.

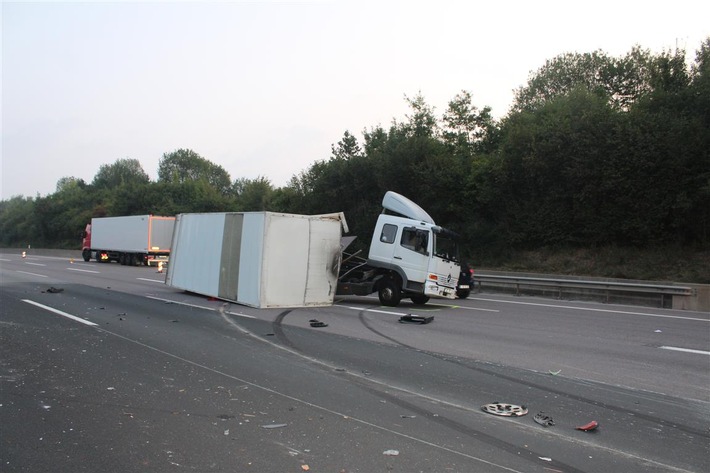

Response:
(1, 0), (709, 200)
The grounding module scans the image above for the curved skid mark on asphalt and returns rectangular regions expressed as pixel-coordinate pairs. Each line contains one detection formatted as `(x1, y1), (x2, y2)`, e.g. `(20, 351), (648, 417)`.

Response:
(355, 308), (709, 440)
(95, 314), (524, 473)
(264, 308), (695, 473)
(89, 297), (700, 473)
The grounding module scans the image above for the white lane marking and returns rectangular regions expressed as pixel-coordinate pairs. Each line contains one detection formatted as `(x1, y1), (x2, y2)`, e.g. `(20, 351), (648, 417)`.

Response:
(336, 305), (406, 316)
(469, 297), (708, 322)
(22, 300), (98, 327)
(456, 305), (499, 313)
(66, 268), (100, 274)
(660, 346), (710, 356)
(137, 277), (165, 283)
(17, 271), (48, 278)
(0, 258), (11, 262)
(25, 262), (46, 266)
(146, 295), (256, 319)
(335, 304), (499, 314)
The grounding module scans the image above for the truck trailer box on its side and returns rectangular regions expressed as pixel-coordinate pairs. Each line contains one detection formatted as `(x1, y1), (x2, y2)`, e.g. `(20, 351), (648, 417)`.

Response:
(165, 211), (348, 308)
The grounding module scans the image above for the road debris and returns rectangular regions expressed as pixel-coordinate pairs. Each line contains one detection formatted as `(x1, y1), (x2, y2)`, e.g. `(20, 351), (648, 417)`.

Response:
(399, 314), (434, 324)
(45, 287), (64, 293)
(309, 319), (328, 327)
(533, 412), (555, 427)
(481, 402), (528, 417)
(576, 420), (599, 431)
(383, 450), (399, 456)
(261, 423), (288, 429)
(548, 369), (561, 376)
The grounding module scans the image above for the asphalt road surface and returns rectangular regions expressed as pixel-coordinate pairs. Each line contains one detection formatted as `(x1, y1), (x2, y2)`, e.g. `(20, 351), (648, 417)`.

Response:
(1, 250), (708, 472)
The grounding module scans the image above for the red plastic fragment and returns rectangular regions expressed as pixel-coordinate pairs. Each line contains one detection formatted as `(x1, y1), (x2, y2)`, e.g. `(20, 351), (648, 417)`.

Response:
(576, 420), (599, 431)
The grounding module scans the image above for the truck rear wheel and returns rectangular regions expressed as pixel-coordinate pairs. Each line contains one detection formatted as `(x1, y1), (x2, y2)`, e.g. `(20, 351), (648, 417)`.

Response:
(378, 280), (401, 307)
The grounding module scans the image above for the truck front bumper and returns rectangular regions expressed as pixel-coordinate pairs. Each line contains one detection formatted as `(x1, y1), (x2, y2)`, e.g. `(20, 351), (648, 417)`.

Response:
(424, 281), (457, 299)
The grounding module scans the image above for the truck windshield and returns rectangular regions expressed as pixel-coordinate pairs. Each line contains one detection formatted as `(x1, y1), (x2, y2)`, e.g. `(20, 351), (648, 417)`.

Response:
(433, 232), (459, 263)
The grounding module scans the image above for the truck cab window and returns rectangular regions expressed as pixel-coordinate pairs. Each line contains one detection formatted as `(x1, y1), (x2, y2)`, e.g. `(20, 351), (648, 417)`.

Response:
(380, 224), (397, 244)
(401, 228), (428, 255)
(433, 233), (459, 262)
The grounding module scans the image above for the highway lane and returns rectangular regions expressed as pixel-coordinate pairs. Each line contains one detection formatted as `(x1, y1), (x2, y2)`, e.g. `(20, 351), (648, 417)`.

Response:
(1, 251), (708, 472)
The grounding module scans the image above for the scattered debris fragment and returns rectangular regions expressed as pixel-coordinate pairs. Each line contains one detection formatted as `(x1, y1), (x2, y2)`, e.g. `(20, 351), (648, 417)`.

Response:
(261, 423), (288, 429)
(481, 402), (528, 417)
(309, 319), (328, 328)
(399, 314), (434, 324)
(383, 450), (399, 456)
(400, 415), (416, 419)
(301, 465), (310, 471)
(46, 287), (64, 293)
(548, 370), (561, 376)
(539, 457), (552, 462)
(654, 330), (663, 333)
(533, 412), (555, 427)
(576, 420), (599, 431)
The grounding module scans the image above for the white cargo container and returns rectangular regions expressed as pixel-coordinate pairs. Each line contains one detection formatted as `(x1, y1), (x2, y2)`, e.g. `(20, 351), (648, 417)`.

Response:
(165, 212), (348, 308)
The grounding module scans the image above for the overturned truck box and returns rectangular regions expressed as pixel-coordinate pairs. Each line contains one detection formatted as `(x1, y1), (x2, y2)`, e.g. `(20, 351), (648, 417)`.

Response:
(165, 212), (348, 308)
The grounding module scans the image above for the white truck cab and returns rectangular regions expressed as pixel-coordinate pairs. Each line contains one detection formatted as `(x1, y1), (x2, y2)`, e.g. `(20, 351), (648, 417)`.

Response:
(337, 191), (461, 306)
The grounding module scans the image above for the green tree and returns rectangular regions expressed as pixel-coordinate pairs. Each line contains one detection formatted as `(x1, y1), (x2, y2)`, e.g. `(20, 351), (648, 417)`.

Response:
(92, 158), (150, 189)
(232, 176), (274, 211)
(513, 48), (654, 112)
(442, 90), (498, 157)
(158, 149), (232, 195)
(0, 196), (36, 247)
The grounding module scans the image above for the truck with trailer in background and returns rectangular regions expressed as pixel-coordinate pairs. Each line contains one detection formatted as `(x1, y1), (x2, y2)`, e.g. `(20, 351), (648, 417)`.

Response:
(81, 215), (175, 266)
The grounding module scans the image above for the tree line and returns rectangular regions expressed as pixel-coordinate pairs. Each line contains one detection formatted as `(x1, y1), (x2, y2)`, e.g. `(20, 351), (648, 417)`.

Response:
(2, 40), (708, 264)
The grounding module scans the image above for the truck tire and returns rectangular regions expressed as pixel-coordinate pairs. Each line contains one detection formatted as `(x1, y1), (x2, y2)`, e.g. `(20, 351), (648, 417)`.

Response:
(457, 289), (471, 299)
(411, 294), (429, 305)
(378, 279), (401, 307)
(82, 249), (91, 262)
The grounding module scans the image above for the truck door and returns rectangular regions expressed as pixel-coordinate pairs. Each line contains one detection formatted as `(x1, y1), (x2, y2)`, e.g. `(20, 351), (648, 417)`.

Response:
(393, 226), (430, 285)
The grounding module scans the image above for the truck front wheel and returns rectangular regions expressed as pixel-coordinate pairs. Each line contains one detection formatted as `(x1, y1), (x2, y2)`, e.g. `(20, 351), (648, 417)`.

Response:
(378, 280), (401, 307)
(82, 249), (91, 262)
(411, 294), (429, 305)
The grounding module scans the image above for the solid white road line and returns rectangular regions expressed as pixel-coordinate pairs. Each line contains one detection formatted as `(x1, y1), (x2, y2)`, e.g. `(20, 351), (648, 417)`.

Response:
(146, 295), (256, 319)
(660, 346), (710, 356)
(66, 267), (100, 273)
(22, 299), (98, 327)
(469, 297), (708, 322)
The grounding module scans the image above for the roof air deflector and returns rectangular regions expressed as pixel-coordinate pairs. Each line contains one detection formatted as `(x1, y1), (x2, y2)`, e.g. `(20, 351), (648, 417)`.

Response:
(382, 191), (435, 224)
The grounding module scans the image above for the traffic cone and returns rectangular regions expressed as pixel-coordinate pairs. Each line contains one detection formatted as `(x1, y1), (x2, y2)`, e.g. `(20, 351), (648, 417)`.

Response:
(157, 261), (163, 273)
(21, 251), (26, 258)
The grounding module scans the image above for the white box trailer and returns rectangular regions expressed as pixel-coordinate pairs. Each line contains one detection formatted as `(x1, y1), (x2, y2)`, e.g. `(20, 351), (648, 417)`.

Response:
(165, 211), (348, 308)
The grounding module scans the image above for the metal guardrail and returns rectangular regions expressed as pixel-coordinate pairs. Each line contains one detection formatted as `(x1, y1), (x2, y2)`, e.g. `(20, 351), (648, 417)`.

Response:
(474, 273), (695, 306)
